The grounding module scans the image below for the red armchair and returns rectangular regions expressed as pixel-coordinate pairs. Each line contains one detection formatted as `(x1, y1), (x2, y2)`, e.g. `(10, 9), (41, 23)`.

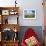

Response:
(21, 28), (41, 46)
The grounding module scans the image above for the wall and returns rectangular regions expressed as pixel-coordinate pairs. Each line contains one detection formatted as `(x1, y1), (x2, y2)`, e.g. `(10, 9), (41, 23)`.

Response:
(0, 0), (15, 7)
(18, 0), (44, 26)
(0, 0), (44, 26)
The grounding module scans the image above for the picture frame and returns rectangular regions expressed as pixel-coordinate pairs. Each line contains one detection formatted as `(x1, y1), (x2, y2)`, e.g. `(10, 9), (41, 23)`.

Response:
(2, 10), (9, 15)
(9, 10), (17, 15)
(23, 9), (36, 19)
(9, 10), (15, 15)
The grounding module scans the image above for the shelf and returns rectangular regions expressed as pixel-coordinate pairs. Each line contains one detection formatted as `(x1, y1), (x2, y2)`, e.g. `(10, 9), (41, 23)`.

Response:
(2, 40), (19, 43)
(0, 24), (20, 32)
(0, 7), (19, 16)
(0, 7), (19, 10)
(0, 7), (19, 46)
(2, 40), (19, 46)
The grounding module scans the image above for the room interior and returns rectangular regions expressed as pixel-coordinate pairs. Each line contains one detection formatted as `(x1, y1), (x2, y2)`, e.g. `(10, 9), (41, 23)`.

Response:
(0, 0), (46, 46)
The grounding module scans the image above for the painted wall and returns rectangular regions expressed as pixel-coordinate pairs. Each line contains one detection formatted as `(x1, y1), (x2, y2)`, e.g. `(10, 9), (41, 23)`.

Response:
(0, 0), (44, 26)
(18, 0), (44, 26)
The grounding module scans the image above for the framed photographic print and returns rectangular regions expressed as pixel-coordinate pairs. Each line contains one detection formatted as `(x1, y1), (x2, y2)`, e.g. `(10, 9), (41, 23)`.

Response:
(9, 10), (15, 15)
(23, 9), (36, 19)
(2, 10), (9, 15)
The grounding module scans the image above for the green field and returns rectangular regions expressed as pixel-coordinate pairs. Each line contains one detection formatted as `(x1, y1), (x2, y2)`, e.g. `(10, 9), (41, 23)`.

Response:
(24, 14), (35, 18)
